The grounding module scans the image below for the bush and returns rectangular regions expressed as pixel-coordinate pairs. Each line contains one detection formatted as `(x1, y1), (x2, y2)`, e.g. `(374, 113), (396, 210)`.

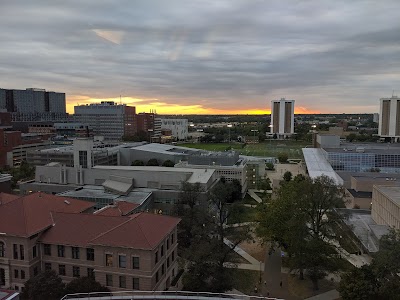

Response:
(147, 158), (159, 166)
(162, 160), (175, 167)
(277, 152), (288, 163)
(266, 162), (275, 170)
(131, 160), (144, 166)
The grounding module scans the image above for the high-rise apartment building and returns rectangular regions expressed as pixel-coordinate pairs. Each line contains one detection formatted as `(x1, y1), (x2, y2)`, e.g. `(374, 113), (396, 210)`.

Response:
(136, 112), (161, 142)
(0, 88), (66, 113)
(74, 102), (135, 140)
(270, 98), (295, 138)
(378, 96), (400, 141)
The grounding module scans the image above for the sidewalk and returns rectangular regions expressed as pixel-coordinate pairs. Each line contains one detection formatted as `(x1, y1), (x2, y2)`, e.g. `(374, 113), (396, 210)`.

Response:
(248, 190), (263, 203)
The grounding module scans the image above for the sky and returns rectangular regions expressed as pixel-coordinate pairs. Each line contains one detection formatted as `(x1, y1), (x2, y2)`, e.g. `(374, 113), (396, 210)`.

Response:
(1, 1), (400, 115)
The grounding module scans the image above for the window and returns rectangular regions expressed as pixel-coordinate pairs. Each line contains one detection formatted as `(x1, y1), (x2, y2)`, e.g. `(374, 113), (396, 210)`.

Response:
(32, 245), (37, 258)
(87, 268), (94, 278)
(119, 255), (126, 268)
(167, 238), (169, 250)
(20, 245), (24, 260)
(155, 251), (158, 264)
(162, 264), (165, 275)
(171, 233), (174, 244)
(72, 266), (80, 278)
(156, 270), (159, 283)
(57, 245), (65, 257)
(119, 276), (126, 288)
(72, 247), (80, 259)
(13, 244), (18, 259)
(172, 250), (175, 261)
(79, 151), (88, 168)
(106, 274), (113, 286)
(44, 244), (51, 256)
(161, 245), (164, 256)
(14, 269), (19, 278)
(21, 270), (25, 279)
(133, 277), (139, 290)
(86, 248), (94, 261)
(167, 257), (170, 268)
(33, 267), (38, 276)
(0, 242), (5, 257)
(106, 254), (113, 267)
(132, 257), (140, 269)
(58, 265), (66, 276)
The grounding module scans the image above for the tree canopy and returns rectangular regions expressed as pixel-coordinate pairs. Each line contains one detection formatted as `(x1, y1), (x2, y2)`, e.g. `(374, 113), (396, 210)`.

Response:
(21, 270), (65, 300)
(162, 160), (175, 167)
(64, 276), (110, 295)
(146, 158), (159, 166)
(257, 175), (346, 289)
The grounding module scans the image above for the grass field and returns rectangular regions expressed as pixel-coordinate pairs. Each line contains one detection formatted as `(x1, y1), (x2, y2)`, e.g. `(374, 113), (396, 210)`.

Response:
(180, 140), (311, 158)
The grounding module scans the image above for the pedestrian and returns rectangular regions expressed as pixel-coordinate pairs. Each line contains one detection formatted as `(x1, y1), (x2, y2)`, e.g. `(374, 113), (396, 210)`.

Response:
(279, 281), (283, 288)
(266, 291), (270, 297)
(254, 286), (258, 294)
(264, 280), (267, 286)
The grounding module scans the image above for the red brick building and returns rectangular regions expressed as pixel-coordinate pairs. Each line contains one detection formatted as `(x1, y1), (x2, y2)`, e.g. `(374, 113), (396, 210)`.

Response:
(0, 193), (180, 292)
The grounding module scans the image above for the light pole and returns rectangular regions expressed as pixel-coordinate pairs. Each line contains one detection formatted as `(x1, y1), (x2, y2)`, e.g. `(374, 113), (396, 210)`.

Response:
(227, 124), (232, 143)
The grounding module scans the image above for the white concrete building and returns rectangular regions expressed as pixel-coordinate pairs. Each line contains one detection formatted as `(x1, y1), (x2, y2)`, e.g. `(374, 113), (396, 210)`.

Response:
(160, 119), (188, 140)
(378, 96), (400, 141)
(373, 113), (379, 124)
(74, 101), (135, 140)
(270, 98), (295, 138)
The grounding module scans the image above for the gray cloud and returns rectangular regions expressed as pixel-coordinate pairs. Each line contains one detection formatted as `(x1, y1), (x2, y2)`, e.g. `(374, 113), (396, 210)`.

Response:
(0, 0), (400, 113)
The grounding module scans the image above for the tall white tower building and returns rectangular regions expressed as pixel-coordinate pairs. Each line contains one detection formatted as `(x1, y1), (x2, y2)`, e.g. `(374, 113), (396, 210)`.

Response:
(378, 96), (400, 142)
(270, 98), (295, 138)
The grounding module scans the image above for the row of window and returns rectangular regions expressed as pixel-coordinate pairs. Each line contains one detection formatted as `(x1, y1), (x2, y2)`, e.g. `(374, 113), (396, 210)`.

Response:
(105, 254), (139, 269)
(45, 262), (95, 278)
(14, 269), (26, 279)
(106, 274), (140, 289)
(45, 245), (95, 261)
(155, 234), (175, 265)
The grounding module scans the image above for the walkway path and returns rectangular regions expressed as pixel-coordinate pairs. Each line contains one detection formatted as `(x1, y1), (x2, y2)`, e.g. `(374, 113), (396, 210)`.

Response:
(248, 190), (263, 203)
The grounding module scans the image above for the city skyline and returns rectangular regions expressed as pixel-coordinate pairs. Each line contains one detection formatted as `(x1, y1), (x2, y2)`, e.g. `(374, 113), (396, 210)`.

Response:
(1, 1), (400, 114)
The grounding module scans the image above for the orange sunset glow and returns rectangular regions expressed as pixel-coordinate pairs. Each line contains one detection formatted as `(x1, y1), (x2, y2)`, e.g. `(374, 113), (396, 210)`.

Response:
(67, 96), (320, 115)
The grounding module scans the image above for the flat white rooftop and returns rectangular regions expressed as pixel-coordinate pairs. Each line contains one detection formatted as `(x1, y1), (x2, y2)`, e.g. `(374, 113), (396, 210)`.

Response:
(302, 148), (343, 185)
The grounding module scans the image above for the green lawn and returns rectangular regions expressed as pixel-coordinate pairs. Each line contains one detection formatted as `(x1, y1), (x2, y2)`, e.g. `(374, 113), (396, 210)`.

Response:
(231, 269), (262, 295)
(227, 205), (258, 224)
(179, 141), (311, 158)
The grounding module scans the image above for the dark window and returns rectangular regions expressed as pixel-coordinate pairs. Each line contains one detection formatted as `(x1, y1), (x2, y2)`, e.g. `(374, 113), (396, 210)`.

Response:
(72, 247), (80, 259)
(133, 277), (139, 290)
(13, 244), (18, 259)
(167, 238), (169, 250)
(44, 244), (51, 256)
(161, 245), (164, 256)
(132, 257), (140, 269)
(106, 274), (113, 286)
(21, 270), (25, 279)
(33, 267), (38, 276)
(57, 245), (65, 257)
(167, 257), (170, 268)
(32, 245), (37, 258)
(162, 263), (165, 275)
(155, 251), (158, 264)
(172, 250), (175, 261)
(106, 254), (113, 267)
(72, 266), (80, 278)
(87, 268), (95, 278)
(119, 276), (126, 288)
(58, 265), (66, 276)
(20, 245), (24, 260)
(0, 242), (5, 257)
(86, 248), (94, 261)
(44, 263), (51, 271)
(156, 270), (159, 282)
(14, 269), (19, 278)
(119, 255), (126, 268)
(171, 233), (174, 244)
(79, 151), (88, 168)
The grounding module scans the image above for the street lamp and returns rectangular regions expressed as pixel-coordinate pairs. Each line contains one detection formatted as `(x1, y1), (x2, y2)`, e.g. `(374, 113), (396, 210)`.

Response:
(227, 124), (232, 143)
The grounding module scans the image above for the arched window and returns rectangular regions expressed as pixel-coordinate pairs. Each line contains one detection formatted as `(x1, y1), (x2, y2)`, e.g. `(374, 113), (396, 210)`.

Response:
(0, 242), (4, 257)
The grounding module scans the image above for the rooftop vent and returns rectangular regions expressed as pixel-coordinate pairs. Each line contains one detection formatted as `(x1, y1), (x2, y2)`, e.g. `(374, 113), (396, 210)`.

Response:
(64, 200), (70, 205)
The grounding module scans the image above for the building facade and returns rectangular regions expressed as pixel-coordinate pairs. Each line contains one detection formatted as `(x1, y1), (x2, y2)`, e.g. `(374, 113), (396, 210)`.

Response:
(378, 96), (400, 141)
(160, 119), (188, 141)
(371, 185), (400, 229)
(270, 98), (295, 138)
(136, 113), (161, 142)
(74, 102), (135, 140)
(0, 193), (179, 292)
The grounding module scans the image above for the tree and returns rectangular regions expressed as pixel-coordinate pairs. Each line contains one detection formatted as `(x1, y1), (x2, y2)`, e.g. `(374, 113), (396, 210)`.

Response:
(339, 229), (400, 300)
(283, 171), (292, 182)
(64, 277), (110, 295)
(146, 158), (159, 166)
(21, 270), (65, 300)
(257, 175), (345, 289)
(162, 160), (175, 167)
(266, 162), (275, 170)
(131, 160), (144, 166)
(277, 152), (288, 163)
